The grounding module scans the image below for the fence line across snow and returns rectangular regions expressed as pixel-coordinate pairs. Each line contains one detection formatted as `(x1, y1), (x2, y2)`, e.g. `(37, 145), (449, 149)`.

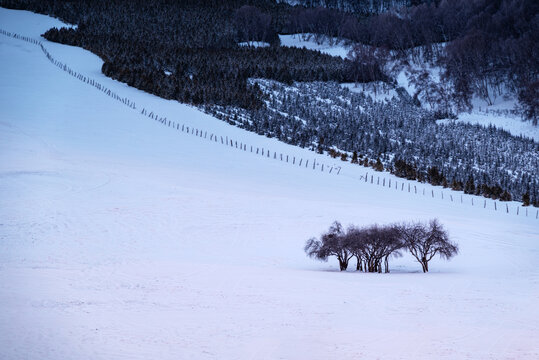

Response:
(3, 29), (536, 219)
(0, 28), (342, 176)
(357, 170), (537, 220)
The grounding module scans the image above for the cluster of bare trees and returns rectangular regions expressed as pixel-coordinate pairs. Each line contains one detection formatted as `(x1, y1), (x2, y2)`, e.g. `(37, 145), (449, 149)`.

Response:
(305, 219), (458, 273)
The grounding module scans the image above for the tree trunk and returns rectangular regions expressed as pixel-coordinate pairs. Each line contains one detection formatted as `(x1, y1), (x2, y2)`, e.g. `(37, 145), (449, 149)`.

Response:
(421, 257), (428, 272)
(338, 257), (348, 271)
(356, 258), (363, 271)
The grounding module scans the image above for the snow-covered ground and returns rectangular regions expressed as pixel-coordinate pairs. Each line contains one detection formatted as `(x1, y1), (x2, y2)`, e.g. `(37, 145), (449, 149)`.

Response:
(1, 8), (539, 360)
(238, 41), (270, 48)
(279, 33), (350, 58)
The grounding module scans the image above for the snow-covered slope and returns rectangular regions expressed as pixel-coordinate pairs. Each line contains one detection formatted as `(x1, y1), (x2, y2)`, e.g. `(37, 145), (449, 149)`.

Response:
(1, 8), (538, 360)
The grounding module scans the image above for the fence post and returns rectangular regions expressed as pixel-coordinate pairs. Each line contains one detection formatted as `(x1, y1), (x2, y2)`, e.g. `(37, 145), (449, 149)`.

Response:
(383, 178), (385, 187)
(494, 202), (497, 211)
(414, 185), (417, 194)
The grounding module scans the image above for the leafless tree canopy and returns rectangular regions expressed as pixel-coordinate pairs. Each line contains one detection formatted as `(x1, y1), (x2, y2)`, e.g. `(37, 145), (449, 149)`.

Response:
(305, 221), (354, 271)
(399, 219), (458, 273)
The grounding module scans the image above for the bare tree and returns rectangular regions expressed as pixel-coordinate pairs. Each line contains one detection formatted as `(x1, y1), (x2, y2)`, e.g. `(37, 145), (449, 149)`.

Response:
(400, 219), (458, 272)
(344, 224), (403, 273)
(304, 221), (353, 271)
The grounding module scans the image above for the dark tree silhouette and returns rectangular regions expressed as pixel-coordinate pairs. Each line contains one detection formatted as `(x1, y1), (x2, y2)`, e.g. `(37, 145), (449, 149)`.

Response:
(400, 219), (458, 273)
(304, 221), (353, 271)
(345, 224), (403, 273)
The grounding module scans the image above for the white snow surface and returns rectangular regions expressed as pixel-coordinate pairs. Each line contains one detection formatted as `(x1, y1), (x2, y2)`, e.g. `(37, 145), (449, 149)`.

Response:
(279, 33), (350, 58)
(238, 41), (270, 48)
(1, 8), (539, 360)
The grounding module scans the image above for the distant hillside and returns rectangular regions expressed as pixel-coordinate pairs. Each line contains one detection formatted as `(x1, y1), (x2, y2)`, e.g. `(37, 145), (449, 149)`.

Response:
(277, 0), (415, 15)
(1, 0), (536, 205)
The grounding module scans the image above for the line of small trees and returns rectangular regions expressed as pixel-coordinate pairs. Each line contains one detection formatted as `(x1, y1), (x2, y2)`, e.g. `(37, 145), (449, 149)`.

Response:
(305, 219), (458, 273)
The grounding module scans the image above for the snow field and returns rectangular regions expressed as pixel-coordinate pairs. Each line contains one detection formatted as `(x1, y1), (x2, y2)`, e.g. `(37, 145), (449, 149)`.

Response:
(1, 8), (538, 360)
